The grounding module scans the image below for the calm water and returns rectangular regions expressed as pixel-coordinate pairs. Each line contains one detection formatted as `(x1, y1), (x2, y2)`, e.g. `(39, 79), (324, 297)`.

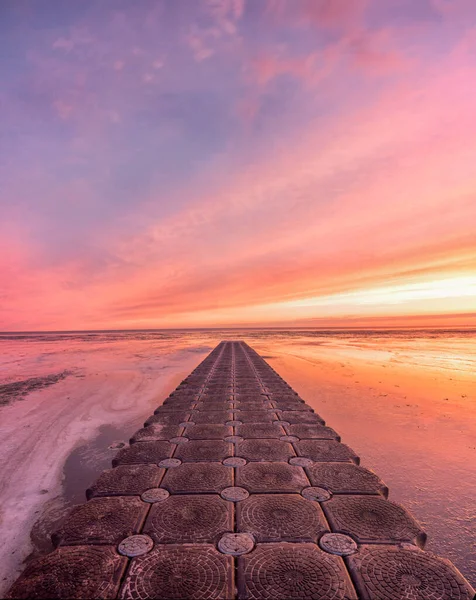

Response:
(1, 328), (475, 587)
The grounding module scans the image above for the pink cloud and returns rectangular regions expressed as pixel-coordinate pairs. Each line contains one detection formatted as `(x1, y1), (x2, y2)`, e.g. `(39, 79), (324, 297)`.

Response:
(186, 27), (216, 61)
(266, 0), (368, 31)
(53, 99), (74, 120)
(52, 28), (93, 54)
(204, 0), (246, 32)
(249, 52), (318, 86)
(348, 28), (412, 74)
(301, 0), (368, 30)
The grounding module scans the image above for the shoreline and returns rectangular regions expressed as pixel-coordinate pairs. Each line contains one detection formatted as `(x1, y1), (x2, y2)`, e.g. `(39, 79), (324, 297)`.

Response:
(0, 351), (206, 597)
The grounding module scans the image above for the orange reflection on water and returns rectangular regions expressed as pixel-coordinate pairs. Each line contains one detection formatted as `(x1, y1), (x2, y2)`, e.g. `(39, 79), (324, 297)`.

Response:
(246, 330), (476, 584)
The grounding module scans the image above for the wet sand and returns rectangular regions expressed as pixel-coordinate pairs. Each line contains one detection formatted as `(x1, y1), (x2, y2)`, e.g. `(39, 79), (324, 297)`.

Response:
(0, 328), (474, 592)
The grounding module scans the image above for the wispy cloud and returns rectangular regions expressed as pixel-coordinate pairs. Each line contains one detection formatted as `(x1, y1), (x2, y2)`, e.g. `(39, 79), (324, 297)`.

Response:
(1, 0), (475, 329)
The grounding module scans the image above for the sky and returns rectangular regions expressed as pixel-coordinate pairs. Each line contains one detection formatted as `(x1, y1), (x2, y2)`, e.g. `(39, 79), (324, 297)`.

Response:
(1, 0), (476, 331)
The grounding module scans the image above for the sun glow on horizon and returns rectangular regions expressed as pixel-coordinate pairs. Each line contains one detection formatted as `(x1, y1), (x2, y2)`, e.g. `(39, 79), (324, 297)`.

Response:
(284, 276), (476, 308)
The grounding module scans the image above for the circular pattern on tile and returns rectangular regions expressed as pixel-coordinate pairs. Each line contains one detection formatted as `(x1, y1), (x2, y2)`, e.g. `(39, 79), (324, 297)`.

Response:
(112, 441), (173, 467)
(52, 497), (146, 546)
(281, 412), (324, 424)
(319, 533), (357, 556)
(226, 420), (243, 426)
(289, 457), (313, 467)
(224, 435), (243, 444)
(170, 437), (189, 444)
(236, 439), (295, 462)
(325, 496), (424, 544)
(119, 546), (233, 600)
(87, 465), (163, 499)
(174, 439), (231, 462)
(280, 435), (299, 443)
(301, 487), (332, 502)
(295, 440), (357, 462)
(144, 495), (231, 544)
(220, 486), (250, 502)
(218, 533), (254, 556)
(163, 463), (232, 494)
(353, 545), (473, 599)
(223, 457), (247, 467)
(240, 544), (348, 600)
(118, 534), (154, 557)
(236, 462), (309, 493)
(158, 458), (182, 468)
(238, 494), (326, 542)
(141, 488), (170, 503)
(307, 462), (385, 495)
(8, 546), (124, 600)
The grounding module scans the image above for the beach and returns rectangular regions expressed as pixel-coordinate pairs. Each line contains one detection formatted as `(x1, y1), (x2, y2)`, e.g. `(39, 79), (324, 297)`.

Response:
(0, 329), (474, 594)
(0, 333), (209, 595)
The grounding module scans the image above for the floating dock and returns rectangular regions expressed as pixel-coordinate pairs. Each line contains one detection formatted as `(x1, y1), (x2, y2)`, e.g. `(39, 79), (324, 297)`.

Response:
(9, 341), (475, 599)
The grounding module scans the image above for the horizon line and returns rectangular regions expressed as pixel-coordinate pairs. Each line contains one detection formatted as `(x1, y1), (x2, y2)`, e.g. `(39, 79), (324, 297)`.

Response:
(1, 325), (476, 335)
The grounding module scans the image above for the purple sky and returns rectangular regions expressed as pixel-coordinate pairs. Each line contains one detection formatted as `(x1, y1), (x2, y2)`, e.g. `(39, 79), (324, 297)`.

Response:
(1, 0), (476, 330)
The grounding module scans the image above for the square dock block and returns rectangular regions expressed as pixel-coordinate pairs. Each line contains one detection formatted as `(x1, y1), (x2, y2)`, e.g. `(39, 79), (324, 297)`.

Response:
(86, 465), (164, 499)
(236, 462), (310, 493)
(237, 543), (357, 599)
(194, 402), (234, 411)
(119, 545), (234, 600)
(285, 424), (340, 440)
(235, 439), (296, 462)
(174, 440), (232, 462)
(130, 425), (183, 443)
(347, 544), (475, 600)
(145, 412), (191, 426)
(185, 424), (233, 439)
(271, 402), (312, 411)
(112, 441), (173, 466)
(192, 411), (233, 424)
(236, 424), (285, 439)
(52, 497), (148, 546)
(306, 462), (388, 496)
(237, 494), (328, 542)
(281, 411), (325, 425)
(235, 411), (276, 423)
(323, 495), (426, 546)
(143, 495), (233, 543)
(296, 440), (359, 463)
(8, 546), (127, 600)
(162, 462), (233, 494)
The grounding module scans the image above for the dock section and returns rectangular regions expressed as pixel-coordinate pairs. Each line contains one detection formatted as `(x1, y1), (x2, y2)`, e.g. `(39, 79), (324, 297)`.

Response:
(9, 341), (475, 599)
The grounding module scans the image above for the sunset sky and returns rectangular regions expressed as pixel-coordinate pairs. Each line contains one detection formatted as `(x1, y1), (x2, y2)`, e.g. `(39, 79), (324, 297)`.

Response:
(1, 0), (476, 330)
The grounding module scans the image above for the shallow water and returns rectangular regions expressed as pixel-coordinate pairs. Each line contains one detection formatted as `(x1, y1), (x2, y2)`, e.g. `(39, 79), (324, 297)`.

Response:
(0, 328), (475, 589)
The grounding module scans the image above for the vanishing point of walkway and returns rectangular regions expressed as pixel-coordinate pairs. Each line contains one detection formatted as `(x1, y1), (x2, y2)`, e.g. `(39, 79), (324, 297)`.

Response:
(9, 341), (475, 599)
